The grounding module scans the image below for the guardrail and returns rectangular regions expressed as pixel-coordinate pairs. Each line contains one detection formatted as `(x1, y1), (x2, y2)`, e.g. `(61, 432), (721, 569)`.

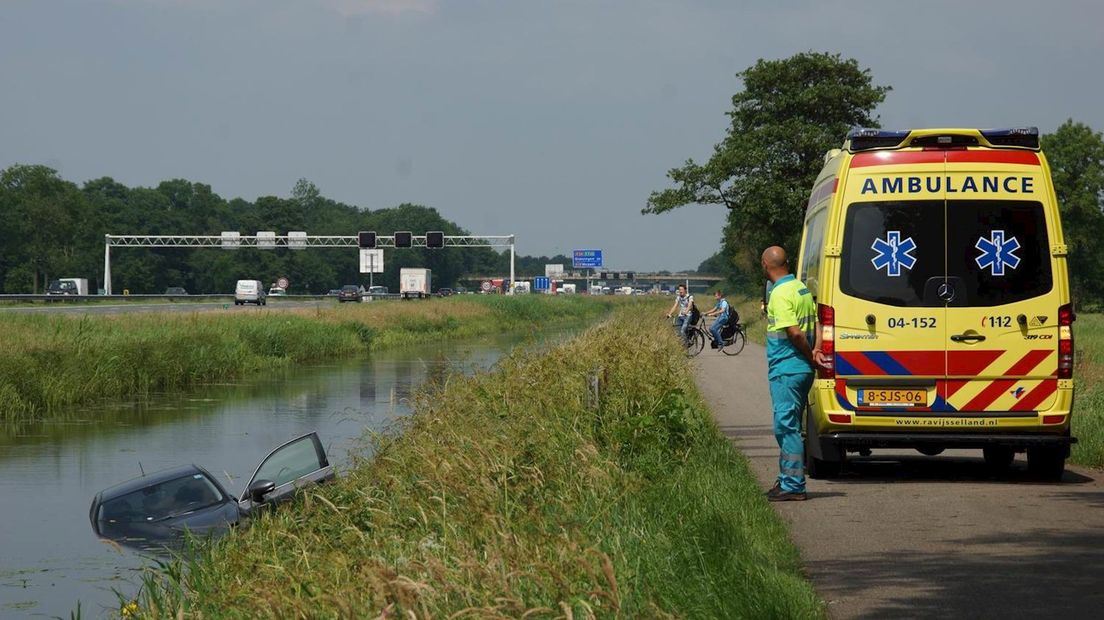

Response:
(0, 293), (433, 303)
(0, 294), (333, 302)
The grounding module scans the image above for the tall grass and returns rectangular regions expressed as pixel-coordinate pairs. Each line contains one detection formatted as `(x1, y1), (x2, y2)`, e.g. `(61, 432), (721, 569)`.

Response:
(1072, 314), (1104, 468)
(0, 296), (613, 422)
(133, 305), (822, 618)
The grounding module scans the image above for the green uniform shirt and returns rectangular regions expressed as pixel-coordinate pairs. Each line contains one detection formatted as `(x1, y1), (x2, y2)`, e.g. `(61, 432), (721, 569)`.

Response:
(766, 274), (816, 379)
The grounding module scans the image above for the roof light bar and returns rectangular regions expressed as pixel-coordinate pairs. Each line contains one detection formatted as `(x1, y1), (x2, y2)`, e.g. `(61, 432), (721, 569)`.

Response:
(847, 128), (911, 152)
(980, 127), (1040, 149)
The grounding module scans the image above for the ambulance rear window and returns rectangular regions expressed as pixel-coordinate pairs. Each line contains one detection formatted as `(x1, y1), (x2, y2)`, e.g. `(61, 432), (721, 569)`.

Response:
(947, 200), (1052, 306)
(840, 200), (945, 307)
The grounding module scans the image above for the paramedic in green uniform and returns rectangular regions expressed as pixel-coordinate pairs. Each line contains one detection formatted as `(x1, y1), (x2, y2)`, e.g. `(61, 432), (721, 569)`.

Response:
(761, 246), (818, 502)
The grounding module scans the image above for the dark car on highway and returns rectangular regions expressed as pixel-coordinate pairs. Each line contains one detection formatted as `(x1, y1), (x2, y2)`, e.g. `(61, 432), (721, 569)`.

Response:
(164, 287), (188, 296)
(90, 432), (333, 551)
(437, 288), (454, 297)
(337, 285), (362, 303)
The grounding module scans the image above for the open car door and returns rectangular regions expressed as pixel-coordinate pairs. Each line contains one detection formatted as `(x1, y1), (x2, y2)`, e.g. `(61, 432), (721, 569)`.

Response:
(238, 432), (334, 514)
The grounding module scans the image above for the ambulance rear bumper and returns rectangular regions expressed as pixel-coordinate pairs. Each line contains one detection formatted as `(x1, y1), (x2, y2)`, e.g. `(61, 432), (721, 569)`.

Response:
(824, 432), (1076, 451)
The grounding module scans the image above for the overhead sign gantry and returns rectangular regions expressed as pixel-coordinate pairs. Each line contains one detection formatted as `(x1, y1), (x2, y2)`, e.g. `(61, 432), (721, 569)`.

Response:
(103, 233), (516, 295)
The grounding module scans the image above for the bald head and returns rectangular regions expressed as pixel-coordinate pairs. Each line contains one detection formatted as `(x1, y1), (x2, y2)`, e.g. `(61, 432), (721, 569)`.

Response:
(761, 246), (787, 268)
(761, 246), (791, 282)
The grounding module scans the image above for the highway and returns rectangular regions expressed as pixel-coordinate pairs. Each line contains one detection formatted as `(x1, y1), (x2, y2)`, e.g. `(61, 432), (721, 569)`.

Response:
(694, 344), (1104, 619)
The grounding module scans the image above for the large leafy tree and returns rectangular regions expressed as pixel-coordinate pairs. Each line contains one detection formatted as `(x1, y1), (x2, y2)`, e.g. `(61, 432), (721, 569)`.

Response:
(646, 52), (890, 287)
(1042, 120), (1104, 308)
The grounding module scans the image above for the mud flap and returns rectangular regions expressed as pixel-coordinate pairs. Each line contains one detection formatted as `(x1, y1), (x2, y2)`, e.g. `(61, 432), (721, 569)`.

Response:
(805, 404), (843, 462)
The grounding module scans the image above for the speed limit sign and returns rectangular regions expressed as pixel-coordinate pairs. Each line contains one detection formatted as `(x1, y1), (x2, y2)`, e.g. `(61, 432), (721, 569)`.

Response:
(276, 277), (289, 289)
(481, 280), (493, 292)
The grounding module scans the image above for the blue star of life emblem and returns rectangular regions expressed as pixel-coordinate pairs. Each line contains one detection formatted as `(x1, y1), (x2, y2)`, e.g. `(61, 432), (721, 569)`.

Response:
(870, 231), (917, 277)
(975, 230), (1021, 276)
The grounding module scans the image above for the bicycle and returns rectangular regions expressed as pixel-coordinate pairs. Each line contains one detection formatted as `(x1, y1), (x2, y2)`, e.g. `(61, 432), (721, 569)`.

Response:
(684, 316), (746, 357)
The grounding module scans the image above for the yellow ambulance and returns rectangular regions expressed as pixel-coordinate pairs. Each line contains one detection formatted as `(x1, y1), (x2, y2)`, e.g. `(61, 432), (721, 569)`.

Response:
(798, 127), (1075, 480)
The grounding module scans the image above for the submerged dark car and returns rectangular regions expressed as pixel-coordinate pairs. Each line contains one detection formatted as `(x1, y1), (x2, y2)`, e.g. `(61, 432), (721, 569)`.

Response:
(90, 432), (334, 551)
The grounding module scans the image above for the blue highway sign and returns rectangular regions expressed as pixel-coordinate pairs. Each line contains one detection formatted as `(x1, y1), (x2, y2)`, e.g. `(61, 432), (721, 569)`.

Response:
(573, 249), (603, 269)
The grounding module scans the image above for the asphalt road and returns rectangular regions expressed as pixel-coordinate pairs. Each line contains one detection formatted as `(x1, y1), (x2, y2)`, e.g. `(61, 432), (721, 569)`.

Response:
(0, 300), (330, 315)
(693, 343), (1104, 620)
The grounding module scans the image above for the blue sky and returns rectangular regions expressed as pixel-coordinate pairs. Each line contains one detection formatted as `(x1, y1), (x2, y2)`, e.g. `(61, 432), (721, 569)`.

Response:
(2, 0), (1102, 270)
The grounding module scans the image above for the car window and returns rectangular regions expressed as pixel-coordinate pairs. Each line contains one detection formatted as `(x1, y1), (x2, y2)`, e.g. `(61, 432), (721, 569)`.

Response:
(946, 200), (1052, 306)
(98, 474), (224, 523)
(250, 435), (325, 488)
(800, 207), (827, 299)
(840, 200), (945, 307)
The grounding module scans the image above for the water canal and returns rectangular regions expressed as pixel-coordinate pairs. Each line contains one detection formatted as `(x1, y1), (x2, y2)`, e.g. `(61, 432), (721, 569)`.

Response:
(0, 332), (554, 618)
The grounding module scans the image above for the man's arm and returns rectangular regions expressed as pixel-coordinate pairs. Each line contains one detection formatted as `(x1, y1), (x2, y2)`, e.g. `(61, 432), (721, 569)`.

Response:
(667, 300), (678, 317)
(785, 325), (816, 366)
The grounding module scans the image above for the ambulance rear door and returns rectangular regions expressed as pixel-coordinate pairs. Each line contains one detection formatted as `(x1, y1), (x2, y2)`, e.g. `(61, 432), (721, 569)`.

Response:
(833, 152), (949, 413)
(942, 154), (1060, 414)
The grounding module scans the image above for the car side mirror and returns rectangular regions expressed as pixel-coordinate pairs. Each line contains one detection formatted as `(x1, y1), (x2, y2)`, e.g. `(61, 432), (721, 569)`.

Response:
(248, 479), (276, 503)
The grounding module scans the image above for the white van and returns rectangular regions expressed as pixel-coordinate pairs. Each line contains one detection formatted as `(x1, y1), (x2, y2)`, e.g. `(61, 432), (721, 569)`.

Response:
(234, 280), (267, 306)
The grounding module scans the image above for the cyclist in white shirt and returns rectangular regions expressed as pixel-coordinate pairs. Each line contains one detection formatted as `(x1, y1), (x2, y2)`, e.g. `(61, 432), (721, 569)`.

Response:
(666, 284), (695, 343)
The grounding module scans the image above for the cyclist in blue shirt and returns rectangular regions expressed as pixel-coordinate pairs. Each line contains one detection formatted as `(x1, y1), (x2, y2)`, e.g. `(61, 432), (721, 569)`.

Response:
(704, 290), (732, 349)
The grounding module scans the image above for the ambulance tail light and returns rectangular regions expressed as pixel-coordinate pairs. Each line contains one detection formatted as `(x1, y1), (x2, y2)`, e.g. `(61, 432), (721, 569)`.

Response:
(818, 303), (835, 379)
(1058, 303), (1075, 379)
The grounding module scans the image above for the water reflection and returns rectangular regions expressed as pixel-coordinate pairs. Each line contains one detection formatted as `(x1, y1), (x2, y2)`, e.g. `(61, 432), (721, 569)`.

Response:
(0, 334), (532, 618)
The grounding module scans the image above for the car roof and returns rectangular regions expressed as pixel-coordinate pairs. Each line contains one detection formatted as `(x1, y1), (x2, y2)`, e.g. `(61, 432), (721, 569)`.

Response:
(96, 464), (207, 502)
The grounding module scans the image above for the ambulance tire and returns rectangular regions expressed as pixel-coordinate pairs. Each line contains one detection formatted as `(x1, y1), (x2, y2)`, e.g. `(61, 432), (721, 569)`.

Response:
(805, 438), (842, 479)
(916, 446), (945, 456)
(982, 446), (1015, 472)
(1026, 447), (1066, 481)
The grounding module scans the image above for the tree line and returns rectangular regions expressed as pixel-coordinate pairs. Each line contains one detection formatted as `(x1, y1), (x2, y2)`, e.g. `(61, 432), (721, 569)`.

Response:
(649, 51), (1104, 309)
(0, 170), (570, 294)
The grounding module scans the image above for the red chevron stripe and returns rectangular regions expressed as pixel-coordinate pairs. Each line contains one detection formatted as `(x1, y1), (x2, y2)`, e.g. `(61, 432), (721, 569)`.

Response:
(960, 350), (1052, 411)
(947, 350), (1004, 376)
(839, 352), (886, 375)
(944, 379), (969, 398)
(1010, 380), (1058, 412)
(893, 351), (944, 376)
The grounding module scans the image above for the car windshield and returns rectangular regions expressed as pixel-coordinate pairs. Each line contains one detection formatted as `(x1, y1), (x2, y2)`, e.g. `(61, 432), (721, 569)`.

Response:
(342, 285), (359, 291)
(98, 473), (224, 524)
(238, 282), (256, 290)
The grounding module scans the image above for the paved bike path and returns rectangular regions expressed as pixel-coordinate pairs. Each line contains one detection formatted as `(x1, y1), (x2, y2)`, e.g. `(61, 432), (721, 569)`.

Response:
(692, 343), (1104, 619)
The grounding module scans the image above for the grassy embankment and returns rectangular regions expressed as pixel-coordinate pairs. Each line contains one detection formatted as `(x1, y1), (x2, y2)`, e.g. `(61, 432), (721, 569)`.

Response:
(135, 304), (822, 618)
(0, 296), (611, 422)
(1071, 314), (1104, 468)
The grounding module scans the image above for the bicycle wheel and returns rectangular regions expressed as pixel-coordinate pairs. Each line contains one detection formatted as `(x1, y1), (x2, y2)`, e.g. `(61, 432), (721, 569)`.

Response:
(686, 328), (706, 357)
(720, 326), (746, 356)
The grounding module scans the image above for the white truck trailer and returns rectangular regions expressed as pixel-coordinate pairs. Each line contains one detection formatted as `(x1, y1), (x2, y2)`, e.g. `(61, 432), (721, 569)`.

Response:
(400, 268), (432, 299)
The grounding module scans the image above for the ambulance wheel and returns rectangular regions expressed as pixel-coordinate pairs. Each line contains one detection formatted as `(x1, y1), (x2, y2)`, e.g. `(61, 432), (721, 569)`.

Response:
(982, 446), (1015, 471)
(805, 440), (841, 479)
(916, 446), (945, 456)
(1026, 447), (1066, 481)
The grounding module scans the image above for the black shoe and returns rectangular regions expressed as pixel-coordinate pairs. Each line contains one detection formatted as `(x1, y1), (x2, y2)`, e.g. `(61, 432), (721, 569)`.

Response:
(764, 482), (782, 496)
(767, 488), (807, 502)
(710, 342), (719, 349)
